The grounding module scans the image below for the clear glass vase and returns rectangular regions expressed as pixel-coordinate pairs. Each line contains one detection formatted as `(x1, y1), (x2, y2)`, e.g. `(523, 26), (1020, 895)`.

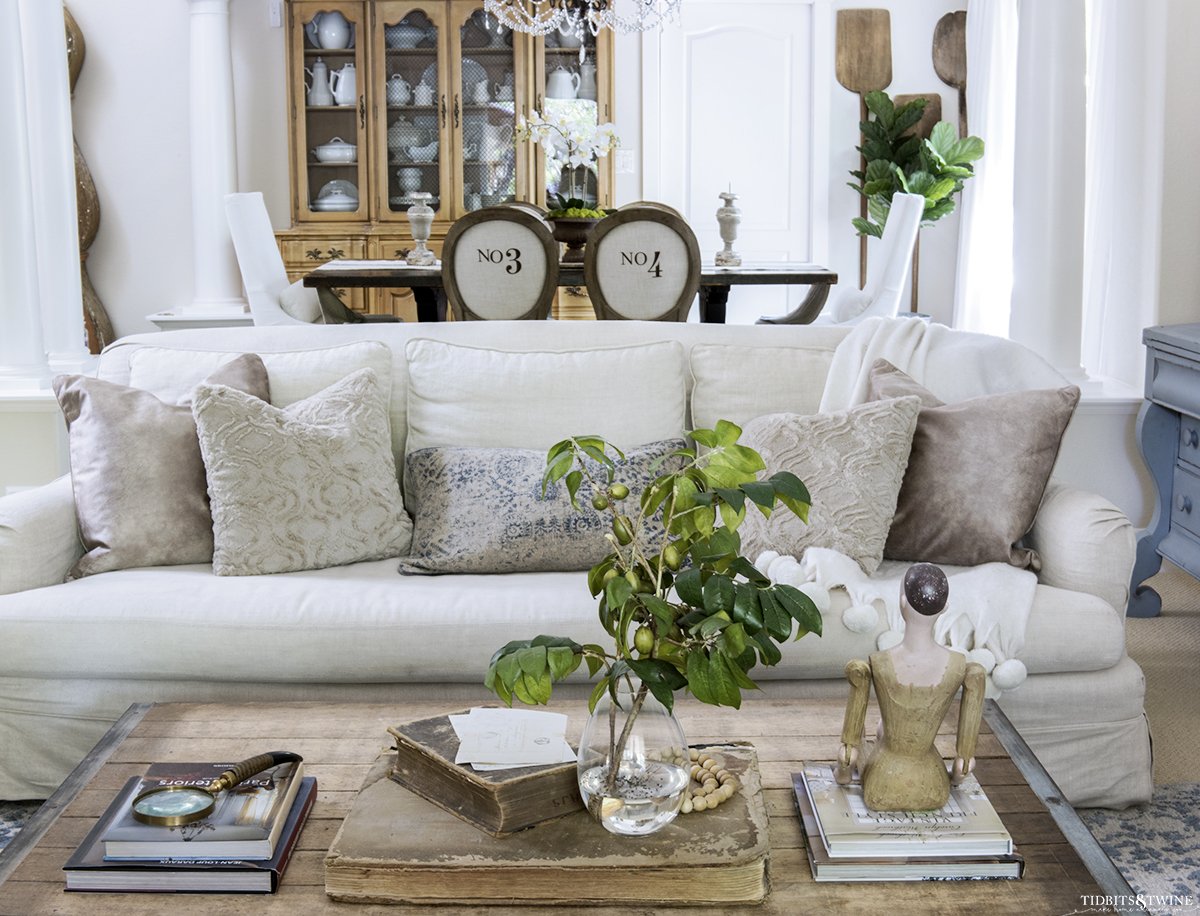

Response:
(576, 678), (689, 836)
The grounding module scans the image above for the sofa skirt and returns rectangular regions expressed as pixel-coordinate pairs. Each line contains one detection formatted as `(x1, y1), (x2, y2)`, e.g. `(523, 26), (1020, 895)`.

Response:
(0, 657), (1152, 808)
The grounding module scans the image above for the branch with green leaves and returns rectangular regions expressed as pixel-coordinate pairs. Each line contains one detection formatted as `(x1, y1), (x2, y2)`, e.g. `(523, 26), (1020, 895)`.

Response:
(484, 420), (823, 717)
(849, 90), (985, 238)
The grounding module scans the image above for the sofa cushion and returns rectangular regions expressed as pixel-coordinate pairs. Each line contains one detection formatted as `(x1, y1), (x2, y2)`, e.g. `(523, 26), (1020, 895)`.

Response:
(399, 439), (684, 575)
(0, 565), (1124, 685)
(738, 397), (921, 574)
(127, 341), (391, 411)
(689, 343), (837, 429)
(404, 339), (687, 456)
(867, 360), (1080, 569)
(52, 354), (270, 580)
(192, 368), (411, 576)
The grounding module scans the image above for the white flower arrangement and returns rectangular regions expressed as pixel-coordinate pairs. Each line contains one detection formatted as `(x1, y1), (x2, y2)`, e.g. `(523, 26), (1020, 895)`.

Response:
(517, 108), (619, 172)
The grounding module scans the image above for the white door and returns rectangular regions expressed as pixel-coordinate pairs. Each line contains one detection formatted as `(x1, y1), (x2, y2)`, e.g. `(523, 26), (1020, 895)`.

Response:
(644, 0), (829, 323)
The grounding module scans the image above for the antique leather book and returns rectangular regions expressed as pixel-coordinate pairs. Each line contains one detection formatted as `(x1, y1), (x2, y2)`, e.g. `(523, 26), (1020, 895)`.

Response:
(326, 746), (770, 906)
(385, 712), (581, 837)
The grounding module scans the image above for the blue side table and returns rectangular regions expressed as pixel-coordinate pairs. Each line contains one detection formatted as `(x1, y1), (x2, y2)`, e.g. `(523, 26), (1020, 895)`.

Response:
(1129, 323), (1200, 617)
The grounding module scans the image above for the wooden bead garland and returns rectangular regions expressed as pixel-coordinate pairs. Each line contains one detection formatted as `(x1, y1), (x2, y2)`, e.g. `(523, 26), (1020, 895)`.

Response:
(679, 749), (739, 815)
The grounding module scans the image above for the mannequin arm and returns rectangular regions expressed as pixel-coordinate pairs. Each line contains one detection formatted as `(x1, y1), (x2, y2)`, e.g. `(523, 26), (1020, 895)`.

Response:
(836, 658), (872, 784)
(952, 661), (987, 783)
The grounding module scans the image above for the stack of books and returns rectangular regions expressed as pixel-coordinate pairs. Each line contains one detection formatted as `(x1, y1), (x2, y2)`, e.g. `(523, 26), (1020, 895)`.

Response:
(792, 763), (1024, 882)
(63, 760), (315, 893)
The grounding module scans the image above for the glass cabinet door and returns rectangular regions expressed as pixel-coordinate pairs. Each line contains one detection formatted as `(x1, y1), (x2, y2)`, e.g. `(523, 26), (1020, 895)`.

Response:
(451, 2), (523, 214)
(374, 3), (450, 221)
(534, 27), (612, 208)
(292, 3), (369, 221)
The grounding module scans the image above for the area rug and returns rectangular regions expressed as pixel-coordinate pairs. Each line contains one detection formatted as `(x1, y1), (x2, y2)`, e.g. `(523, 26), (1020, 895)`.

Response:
(1078, 783), (1200, 915)
(0, 801), (42, 855)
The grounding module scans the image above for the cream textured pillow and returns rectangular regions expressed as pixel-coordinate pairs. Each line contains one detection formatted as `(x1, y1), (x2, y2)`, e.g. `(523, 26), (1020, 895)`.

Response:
(738, 397), (922, 574)
(52, 353), (270, 580)
(867, 359), (1080, 569)
(399, 439), (685, 575)
(192, 368), (411, 576)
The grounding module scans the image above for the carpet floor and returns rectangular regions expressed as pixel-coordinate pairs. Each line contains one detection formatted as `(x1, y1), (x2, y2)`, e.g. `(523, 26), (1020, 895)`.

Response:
(3, 563), (1200, 910)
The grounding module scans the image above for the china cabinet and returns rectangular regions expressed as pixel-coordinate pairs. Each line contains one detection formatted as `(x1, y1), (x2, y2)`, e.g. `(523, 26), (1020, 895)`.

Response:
(277, 0), (614, 317)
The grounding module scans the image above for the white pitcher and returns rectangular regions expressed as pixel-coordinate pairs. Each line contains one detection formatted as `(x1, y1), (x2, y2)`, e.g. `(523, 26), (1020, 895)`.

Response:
(578, 61), (597, 101)
(309, 11), (351, 49)
(305, 57), (334, 107)
(546, 66), (580, 100)
(331, 63), (357, 107)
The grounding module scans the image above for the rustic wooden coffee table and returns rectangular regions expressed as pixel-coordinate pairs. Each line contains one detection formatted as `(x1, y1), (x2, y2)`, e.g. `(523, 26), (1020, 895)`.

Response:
(0, 697), (1134, 914)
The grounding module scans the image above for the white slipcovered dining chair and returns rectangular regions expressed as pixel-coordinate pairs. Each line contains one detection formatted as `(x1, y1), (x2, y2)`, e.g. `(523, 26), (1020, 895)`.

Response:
(225, 192), (398, 325)
(225, 192), (314, 326)
(442, 206), (559, 320)
(816, 191), (926, 325)
(583, 203), (701, 321)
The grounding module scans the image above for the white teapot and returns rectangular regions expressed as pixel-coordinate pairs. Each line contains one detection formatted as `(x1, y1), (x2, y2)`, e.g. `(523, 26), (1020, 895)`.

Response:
(304, 57), (334, 106)
(386, 74), (412, 106)
(331, 63), (357, 107)
(546, 66), (580, 100)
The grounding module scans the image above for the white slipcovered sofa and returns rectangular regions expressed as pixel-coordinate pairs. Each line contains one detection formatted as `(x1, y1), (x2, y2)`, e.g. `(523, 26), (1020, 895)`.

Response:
(0, 321), (1151, 808)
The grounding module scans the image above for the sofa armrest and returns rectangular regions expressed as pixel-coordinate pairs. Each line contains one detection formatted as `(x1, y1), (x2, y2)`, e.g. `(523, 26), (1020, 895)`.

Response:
(0, 476), (82, 595)
(1026, 480), (1134, 616)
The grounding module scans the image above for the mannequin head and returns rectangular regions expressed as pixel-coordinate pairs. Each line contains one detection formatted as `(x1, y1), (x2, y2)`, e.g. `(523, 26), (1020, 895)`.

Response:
(902, 563), (949, 618)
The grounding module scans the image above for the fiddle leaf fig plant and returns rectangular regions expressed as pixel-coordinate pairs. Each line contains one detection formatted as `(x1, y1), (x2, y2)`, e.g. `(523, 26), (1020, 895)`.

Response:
(850, 90), (985, 238)
(484, 420), (823, 720)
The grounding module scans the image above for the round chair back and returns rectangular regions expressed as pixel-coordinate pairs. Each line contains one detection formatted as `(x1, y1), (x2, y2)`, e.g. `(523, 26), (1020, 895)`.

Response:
(583, 205), (701, 321)
(442, 207), (558, 320)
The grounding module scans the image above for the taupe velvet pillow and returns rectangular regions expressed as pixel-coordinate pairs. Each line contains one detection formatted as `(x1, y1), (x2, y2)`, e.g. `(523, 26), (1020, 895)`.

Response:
(192, 368), (411, 576)
(399, 439), (685, 575)
(737, 397), (922, 575)
(52, 354), (270, 579)
(867, 359), (1080, 569)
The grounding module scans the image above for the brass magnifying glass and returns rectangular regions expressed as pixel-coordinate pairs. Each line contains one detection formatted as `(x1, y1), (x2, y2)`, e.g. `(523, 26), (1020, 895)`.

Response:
(130, 750), (303, 827)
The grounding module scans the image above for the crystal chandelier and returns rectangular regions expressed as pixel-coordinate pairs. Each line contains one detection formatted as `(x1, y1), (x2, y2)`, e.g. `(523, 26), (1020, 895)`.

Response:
(483, 1), (682, 42)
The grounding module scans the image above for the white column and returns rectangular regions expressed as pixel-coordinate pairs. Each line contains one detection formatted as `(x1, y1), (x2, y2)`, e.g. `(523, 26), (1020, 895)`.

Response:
(0, 0), (49, 390)
(183, 0), (247, 316)
(17, 0), (88, 375)
(1009, 0), (1087, 380)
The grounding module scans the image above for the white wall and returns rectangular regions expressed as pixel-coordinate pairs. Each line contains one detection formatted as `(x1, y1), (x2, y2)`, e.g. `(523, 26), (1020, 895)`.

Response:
(1156, 0), (1200, 328)
(69, 0), (288, 338)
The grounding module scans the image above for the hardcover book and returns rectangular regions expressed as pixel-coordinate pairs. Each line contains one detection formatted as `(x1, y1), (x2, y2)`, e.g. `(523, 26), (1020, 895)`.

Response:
(798, 763), (1013, 859)
(65, 776), (316, 893)
(386, 711), (581, 837)
(792, 772), (1024, 882)
(326, 745), (770, 906)
(101, 759), (305, 860)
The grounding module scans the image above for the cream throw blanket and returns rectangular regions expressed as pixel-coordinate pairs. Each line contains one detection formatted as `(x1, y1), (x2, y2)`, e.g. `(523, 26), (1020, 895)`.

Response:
(769, 318), (1067, 695)
(818, 315), (1067, 411)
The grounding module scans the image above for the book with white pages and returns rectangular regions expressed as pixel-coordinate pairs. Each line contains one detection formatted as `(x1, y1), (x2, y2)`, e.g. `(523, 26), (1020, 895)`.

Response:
(799, 763), (1013, 859)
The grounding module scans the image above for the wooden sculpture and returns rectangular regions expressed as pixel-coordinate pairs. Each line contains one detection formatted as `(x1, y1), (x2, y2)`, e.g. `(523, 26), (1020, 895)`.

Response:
(835, 563), (986, 811)
(65, 6), (115, 354)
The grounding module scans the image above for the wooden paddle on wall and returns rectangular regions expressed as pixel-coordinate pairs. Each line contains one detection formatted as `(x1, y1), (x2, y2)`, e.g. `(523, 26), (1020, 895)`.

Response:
(836, 9), (892, 289)
(933, 11), (968, 139)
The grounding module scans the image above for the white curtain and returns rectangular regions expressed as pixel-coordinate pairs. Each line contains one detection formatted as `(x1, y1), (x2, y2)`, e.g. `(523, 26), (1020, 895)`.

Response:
(952, 0), (1019, 338)
(1080, 0), (1167, 387)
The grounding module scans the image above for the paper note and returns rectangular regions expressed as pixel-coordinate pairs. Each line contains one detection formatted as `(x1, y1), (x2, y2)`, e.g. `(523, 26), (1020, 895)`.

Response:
(451, 708), (575, 768)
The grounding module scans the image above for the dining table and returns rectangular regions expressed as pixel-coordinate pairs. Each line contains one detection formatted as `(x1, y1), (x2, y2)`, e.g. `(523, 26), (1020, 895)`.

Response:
(303, 260), (838, 324)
